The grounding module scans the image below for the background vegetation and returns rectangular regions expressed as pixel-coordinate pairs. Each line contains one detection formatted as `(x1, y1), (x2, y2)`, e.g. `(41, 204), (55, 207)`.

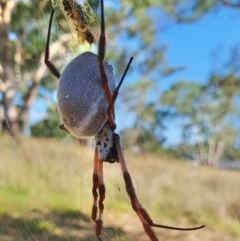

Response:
(1, 135), (240, 241)
(0, 0), (240, 165)
(0, 0), (240, 240)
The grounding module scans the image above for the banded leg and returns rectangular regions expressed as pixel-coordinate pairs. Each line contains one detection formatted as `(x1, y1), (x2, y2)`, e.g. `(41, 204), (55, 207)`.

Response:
(97, 0), (116, 129)
(92, 147), (99, 222)
(96, 160), (105, 238)
(98, 0), (112, 103)
(114, 133), (205, 241)
(92, 147), (106, 240)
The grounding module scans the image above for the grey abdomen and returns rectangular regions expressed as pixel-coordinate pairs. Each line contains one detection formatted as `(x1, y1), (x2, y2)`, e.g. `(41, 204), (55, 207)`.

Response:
(57, 51), (116, 138)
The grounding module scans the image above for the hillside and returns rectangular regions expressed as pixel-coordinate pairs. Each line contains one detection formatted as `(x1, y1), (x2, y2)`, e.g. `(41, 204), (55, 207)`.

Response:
(0, 135), (240, 241)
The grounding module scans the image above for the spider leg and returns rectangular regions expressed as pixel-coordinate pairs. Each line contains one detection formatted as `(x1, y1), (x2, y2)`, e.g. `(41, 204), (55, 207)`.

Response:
(98, 0), (116, 129)
(96, 160), (105, 238)
(106, 56), (133, 127)
(92, 147), (99, 222)
(92, 147), (106, 240)
(45, 9), (61, 79)
(98, 0), (112, 103)
(113, 133), (205, 241)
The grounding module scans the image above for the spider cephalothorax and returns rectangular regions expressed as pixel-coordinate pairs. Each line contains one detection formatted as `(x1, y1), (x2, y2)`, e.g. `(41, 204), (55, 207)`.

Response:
(95, 124), (118, 163)
(44, 0), (204, 240)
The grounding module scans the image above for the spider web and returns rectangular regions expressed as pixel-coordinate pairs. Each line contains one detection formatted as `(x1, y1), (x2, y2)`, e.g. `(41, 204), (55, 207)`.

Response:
(1, 0), (240, 241)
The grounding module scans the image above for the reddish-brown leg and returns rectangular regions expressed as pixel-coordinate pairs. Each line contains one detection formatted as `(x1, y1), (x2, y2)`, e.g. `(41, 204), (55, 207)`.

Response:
(96, 160), (105, 238)
(92, 147), (99, 222)
(98, 0), (134, 130)
(114, 133), (204, 241)
(98, 0), (112, 103)
(97, 0), (116, 130)
(114, 134), (159, 241)
(92, 147), (106, 240)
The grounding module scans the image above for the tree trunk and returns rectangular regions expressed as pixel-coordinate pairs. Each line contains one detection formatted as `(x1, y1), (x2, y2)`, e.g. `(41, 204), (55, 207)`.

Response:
(0, 0), (71, 138)
(0, 0), (20, 138)
(207, 135), (225, 167)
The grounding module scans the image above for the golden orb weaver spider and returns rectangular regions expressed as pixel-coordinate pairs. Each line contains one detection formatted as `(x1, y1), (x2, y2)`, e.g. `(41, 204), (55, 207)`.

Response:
(44, 0), (205, 240)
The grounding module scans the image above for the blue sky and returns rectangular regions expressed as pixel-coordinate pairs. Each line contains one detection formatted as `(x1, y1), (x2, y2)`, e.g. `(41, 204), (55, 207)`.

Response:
(159, 6), (240, 145)
(115, 4), (240, 145)
(30, 3), (240, 144)
(160, 6), (240, 90)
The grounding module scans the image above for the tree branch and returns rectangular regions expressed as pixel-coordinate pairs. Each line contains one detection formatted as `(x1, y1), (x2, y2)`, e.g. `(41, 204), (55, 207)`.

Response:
(221, 0), (240, 8)
(18, 34), (71, 125)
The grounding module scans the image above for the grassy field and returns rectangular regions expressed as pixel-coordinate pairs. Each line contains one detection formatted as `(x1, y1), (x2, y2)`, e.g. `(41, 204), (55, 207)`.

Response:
(0, 135), (240, 241)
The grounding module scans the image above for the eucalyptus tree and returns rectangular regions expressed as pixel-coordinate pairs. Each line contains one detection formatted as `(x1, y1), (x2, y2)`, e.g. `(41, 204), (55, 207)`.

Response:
(0, 0), (72, 138)
(1, 0), (239, 139)
(160, 73), (240, 166)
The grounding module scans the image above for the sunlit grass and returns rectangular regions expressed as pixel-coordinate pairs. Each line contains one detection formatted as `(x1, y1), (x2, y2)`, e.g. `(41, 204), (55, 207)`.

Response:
(1, 134), (240, 241)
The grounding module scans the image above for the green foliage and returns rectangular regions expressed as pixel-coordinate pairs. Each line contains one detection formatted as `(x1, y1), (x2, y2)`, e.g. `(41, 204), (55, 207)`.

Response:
(27, 219), (56, 234)
(30, 104), (67, 139)
(121, 127), (163, 153)
(160, 73), (240, 164)
(1, 136), (240, 240)
(30, 119), (67, 139)
(11, 1), (57, 71)
(2, 0), (240, 152)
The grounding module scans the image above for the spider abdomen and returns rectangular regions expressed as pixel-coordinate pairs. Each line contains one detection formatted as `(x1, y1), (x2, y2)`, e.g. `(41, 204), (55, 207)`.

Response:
(57, 51), (116, 138)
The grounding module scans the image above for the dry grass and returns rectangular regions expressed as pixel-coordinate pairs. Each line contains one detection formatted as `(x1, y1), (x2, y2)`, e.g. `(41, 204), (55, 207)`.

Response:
(0, 134), (240, 241)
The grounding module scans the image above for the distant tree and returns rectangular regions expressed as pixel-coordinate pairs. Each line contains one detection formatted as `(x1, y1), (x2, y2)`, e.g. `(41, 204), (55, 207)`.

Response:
(160, 73), (240, 166)
(117, 0), (240, 153)
(1, 0), (177, 139)
(30, 105), (67, 139)
(1, 0), (239, 141)
(0, 0), (73, 138)
(156, 0), (240, 22)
